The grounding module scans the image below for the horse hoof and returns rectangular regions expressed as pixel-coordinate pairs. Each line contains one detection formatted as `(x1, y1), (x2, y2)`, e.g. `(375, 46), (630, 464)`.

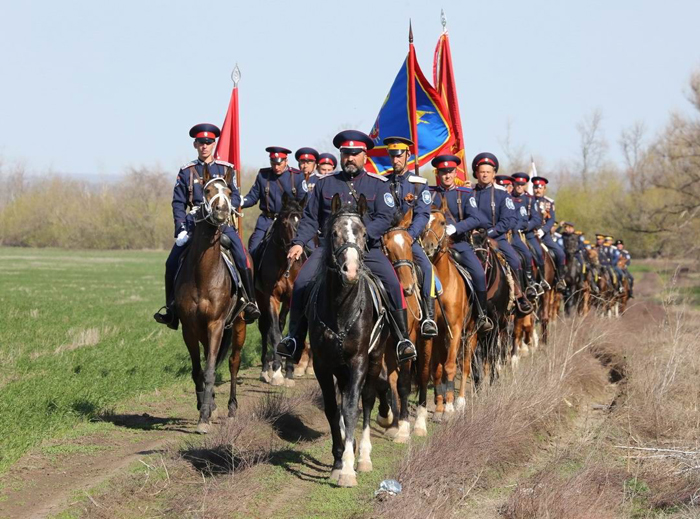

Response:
(511, 356), (520, 370)
(283, 378), (296, 388)
(384, 427), (399, 439)
(270, 374), (285, 386)
(455, 397), (466, 411)
(329, 469), (342, 482)
(338, 474), (358, 487)
(357, 461), (373, 473)
(433, 412), (443, 423)
(376, 410), (393, 428)
(293, 368), (305, 378)
(414, 426), (427, 437)
(305, 367), (315, 376)
(196, 422), (210, 434)
(394, 433), (410, 444)
(259, 371), (271, 383)
(520, 344), (530, 355)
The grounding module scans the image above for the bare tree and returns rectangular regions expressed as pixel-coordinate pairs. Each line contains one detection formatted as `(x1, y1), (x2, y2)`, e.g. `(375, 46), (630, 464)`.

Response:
(619, 121), (647, 173)
(498, 118), (527, 172)
(576, 109), (608, 184)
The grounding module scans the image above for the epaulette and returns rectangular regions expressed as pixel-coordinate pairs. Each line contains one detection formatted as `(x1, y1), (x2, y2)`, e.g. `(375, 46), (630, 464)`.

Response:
(290, 167), (302, 174)
(544, 196), (554, 202)
(494, 184), (507, 191)
(428, 186), (440, 191)
(180, 160), (196, 170)
(407, 175), (427, 184)
(456, 186), (473, 193)
(366, 172), (389, 182)
(214, 159), (234, 168)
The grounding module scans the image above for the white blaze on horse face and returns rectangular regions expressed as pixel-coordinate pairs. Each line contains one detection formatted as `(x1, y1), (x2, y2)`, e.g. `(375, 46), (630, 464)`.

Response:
(393, 233), (405, 249)
(341, 218), (360, 281)
(428, 213), (435, 226)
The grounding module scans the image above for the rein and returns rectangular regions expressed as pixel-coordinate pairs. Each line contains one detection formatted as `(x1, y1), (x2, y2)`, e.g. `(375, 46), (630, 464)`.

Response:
(194, 177), (233, 227)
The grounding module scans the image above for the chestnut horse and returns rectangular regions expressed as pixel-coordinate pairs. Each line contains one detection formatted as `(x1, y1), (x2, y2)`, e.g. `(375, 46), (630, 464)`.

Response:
(420, 207), (477, 423)
(533, 242), (557, 345)
(174, 169), (246, 434)
(379, 209), (422, 442)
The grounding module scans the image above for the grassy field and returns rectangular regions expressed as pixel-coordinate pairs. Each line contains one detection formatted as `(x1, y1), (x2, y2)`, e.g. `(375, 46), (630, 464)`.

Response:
(0, 247), (262, 473)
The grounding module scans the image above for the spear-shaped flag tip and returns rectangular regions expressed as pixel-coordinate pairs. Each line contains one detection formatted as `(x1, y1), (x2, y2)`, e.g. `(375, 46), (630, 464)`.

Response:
(409, 19), (413, 43)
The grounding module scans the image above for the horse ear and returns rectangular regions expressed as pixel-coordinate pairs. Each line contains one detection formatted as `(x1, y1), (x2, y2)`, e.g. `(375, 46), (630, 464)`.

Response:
(202, 163), (212, 185)
(400, 208), (412, 228)
(282, 191), (290, 208)
(357, 194), (368, 217)
(331, 193), (342, 214)
(223, 166), (233, 186)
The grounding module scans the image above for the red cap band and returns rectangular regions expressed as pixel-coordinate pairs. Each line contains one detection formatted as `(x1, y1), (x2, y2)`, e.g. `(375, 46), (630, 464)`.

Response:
(476, 158), (495, 167)
(298, 153), (315, 161)
(532, 179), (546, 185)
(500, 179), (513, 185)
(319, 158), (334, 165)
(513, 178), (528, 184)
(339, 140), (367, 150)
(438, 161), (457, 169)
(269, 152), (288, 159)
(195, 131), (216, 139)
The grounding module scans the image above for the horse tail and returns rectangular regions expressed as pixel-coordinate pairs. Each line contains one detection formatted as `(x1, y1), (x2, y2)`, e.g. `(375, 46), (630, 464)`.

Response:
(215, 326), (233, 369)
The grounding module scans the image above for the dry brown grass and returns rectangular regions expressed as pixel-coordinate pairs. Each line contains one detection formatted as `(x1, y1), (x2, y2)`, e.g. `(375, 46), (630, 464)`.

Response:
(375, 315), (610, 519)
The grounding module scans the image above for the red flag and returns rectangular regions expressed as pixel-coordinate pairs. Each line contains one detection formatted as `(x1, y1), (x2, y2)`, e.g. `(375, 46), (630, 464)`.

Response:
(434, 31), (467, 184)
(216, 65), (242, 236)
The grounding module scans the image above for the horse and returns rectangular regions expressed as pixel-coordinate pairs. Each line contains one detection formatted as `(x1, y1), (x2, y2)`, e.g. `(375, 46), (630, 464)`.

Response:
(419, 207), (477, 425)
(254, 193), (307, 387)
(588, 249), (617, 317)
(379, 209), (422, 442)
(613, 256), (630, 315)
(533, 242), (557, 345)
(174, 168), (247, 434)
(308, 194), (389, 487)
(471, 230), (515, 385)
(562, 234), (590, 316)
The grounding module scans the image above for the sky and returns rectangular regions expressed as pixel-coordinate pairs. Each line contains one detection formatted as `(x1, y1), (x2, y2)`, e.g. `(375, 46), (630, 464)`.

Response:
(2, 0), (700, 179)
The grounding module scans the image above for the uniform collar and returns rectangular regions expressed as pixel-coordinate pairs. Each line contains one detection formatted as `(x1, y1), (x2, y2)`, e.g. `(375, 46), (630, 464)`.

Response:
(474, 182), (493, 191)
(338, 169), (366, 181)
(196, 158), (215, 166)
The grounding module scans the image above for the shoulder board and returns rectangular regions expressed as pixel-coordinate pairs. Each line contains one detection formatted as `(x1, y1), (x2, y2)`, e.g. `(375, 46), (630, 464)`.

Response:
(289, 167), (302, 174)
(407, 175), (427, 184)
(623, 249), (629, 254)
(180, 160), (196, 170)
(214, 159), (234, 168)
(428, 186), (440, 191)
(494, 184), (507, 191)
(456, 186), (472, 193)
(366, 172), (389, 182)
(545, 196), (554, 202)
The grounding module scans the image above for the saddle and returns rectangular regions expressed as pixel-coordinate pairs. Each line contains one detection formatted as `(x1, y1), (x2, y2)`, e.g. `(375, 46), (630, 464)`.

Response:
(447, 249), (476, 297)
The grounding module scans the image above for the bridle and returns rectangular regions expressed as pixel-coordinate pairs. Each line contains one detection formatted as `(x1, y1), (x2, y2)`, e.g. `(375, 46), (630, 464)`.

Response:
(382, 226), (419, 296)
(419, 210), (449, 261)
(327, 211), (366, 282)
(195, 177), (233, 227)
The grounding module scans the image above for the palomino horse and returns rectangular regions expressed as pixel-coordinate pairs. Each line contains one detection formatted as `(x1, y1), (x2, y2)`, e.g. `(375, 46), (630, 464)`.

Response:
(471, 231), (513, 385)
(419, 207), (477, 424)
(308, 194), (389, 488)
(174, 168), (247, 434)
(379, 209), (421, 442)
(255, 193), (307, 387)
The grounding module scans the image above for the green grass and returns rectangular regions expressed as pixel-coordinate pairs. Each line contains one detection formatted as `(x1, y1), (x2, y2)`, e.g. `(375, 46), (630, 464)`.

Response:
(0, 247), (262, 473)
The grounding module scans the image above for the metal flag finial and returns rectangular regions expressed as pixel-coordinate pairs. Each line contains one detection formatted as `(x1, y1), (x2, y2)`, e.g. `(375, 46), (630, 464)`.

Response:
(441, 9), (447, 33)
(231, 63), (241, 86)
(409, 19), (413, 43)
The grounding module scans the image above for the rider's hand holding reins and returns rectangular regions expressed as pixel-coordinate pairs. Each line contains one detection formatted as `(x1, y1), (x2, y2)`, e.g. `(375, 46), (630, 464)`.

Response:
(288, 244), (304, 261)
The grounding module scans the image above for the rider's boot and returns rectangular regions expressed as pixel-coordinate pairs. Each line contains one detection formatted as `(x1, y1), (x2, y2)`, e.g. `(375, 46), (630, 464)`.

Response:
(154, 270), (179, 330)
(537, 262), (551, 291)
(240, 268), (261, 324)
(555, 264), (567, 292)
(524, 266), (539, 301)
(390, 309), (417, 363)
(513, 272), (534, 315)
(475, 290), (494, 334)
(420, 297), (438, 338)
(276, 316), (308, 364)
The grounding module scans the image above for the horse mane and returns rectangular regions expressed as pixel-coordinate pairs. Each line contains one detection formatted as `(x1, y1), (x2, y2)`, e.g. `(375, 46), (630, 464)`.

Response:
(389, 209), (406, 228)
(281, 195), (305, 215)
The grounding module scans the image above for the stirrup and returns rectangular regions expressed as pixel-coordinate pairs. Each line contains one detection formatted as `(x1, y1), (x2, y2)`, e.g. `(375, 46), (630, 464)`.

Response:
(153, 306), (178, 330)
(241, 301), (261, 324)
(525, 285), (539, 301)
(276, 336), (297, 360)
(533, 282), (545, 296)
(420, 319), (438, 338)
(396, 339), (417, 363)
(516, 297), (533, 315)
(476, 314), (494, 333)
(541, 280), (551, 291)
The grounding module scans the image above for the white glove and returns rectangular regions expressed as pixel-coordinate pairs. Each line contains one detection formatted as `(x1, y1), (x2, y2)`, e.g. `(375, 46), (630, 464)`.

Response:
(175, 230), (190, 246)
(536, 229), (544, 238)
(446, 224), (456, 236)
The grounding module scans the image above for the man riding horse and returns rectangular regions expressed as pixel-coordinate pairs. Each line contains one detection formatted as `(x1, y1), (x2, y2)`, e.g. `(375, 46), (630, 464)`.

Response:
(615, 239), (634, 298)
(241, 146), (308, 260)
(277, 130), (417, 364)
(383, 136), (438, 339)
(429, 154), (494, 334)
(509, 173), (542, 300)
(531, 176), (567, 292)
(154, 123), (260, 328)
(471, 152), (533, 315)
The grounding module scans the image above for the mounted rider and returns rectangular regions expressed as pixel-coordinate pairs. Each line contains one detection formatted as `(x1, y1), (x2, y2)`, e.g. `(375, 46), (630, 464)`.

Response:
(276, 130), (418, 364)
(383, 136), (438, 339)
(471, 152), (533, 315)
(295, 147), (319, 181)
(605, 235), (626, 294)
(241, 147), (308, 260)
(615, 239), (634, 298)
(531, 176), (567, 291)
(509, 173), (542, 299)
(429, 154), (494, 333)
(308, 153), (337, 192)
(154, 123), (260, 328)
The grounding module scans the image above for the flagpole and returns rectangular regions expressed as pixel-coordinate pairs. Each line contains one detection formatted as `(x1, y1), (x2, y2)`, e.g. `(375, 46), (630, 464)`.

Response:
(231, 64), (242, 239)
(408, 20), (420, 176)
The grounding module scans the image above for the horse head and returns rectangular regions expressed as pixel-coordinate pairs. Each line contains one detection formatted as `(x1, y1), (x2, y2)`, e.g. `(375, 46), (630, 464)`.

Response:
(562, 233), (579, 258)
(420, 206), (448, 259)
(326, 193), (368, 284)
(382, 209), (416, 296)
(277, 192), (307, 244)
(201, 164), (233, 226)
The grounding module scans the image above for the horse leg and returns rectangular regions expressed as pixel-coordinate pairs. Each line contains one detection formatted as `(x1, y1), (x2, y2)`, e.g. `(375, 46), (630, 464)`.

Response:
(316, 369), (344, 482)
(266, 298), (286, 386)
(433, 347), (446, 422)
(456, 332), (477, 411)
(414, 337), (433, 437)
(512, 317), (523, 370)
(443, 323), (462, 416)
(338, 365), (365, 487)
(183, 326), (204, 412)
(382, 351), (401, 439)
(358, 357), (382, 473)
(394, 360), (412, 443)
(197, 321), (224, 434)
(257, 308), (272, 383)
(227, 318), (246, 418)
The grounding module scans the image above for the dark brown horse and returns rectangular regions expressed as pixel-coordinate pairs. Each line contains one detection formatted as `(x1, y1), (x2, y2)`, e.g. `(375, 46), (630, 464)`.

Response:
(254, 193), (307, 387)
(534, 243), (557, 344)
(419, 207), (477, 424)
(309, 194), (389, 487)
(174, 169), (246, 434)
(379, 209), (421, 442)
